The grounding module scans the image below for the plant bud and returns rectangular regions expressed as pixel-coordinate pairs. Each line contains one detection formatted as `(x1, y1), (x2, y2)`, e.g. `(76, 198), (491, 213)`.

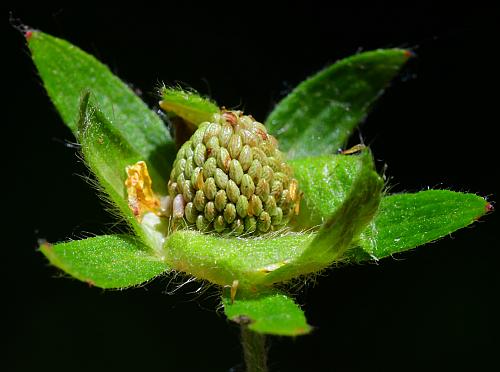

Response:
(168, 110), (300, 235)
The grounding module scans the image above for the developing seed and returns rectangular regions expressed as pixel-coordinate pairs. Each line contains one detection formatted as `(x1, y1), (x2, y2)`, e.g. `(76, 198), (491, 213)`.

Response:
(196, 215), (209, 231)
(215, 168), (229, 189)
(219, 124), (233, 147)
(182, 180), (194, 202)
(257, 211), (271, 232)
(238, 145), (253, 171)
(255, 179), (270, 202)
(204, 201), (216, 222)
(215, 189), (227, 211)
(265, 195), (277, 216)
(184, 202), (198, 224)
(168, 181), (178, 196)
(272, 207), (283, 225)
(228, 134), (243, 158)
(248, 194), (263, 216)
(262, 165), (274, 184)
(236, 195), (249, 218)
(240, 129), (258, 147)
(214, 215), (226, 232)
(184, 156), (194, 178)
(231, 219), (244, 235)
(203, 157), (217, 179)
(194, 143), (207, 167)
(240, 174), (255, 198)
(193, 190), (206, 211)
(176, 173), (185, 194)
(244, 216), (257, 233)
(184, 143), (194, 159)
(274, 172), (289, 188)
(203, 123), (221, 143)
(247, 159), (262, 183)
(224, 203), (237, 224)
(206, 136), (220, 158)
(191, 167), (203, 190)
(217, 147), (231, 172)
(252, 147), (268, 166)
(203, 177), (217, 200)
(229, 159), (244, 185)
(173, 194), (185, 219)
(226, 179), (240, 203)
(191, 125), (206, 148)
(271, 180), (283, 199)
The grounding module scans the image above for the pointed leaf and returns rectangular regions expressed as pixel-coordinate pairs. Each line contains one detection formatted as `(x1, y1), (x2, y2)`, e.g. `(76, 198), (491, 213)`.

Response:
(78, 92), (141, 229)
(223, 289), (311, 336)
(40, 235), (169, 289)
(262, 151), (383, 284)
(160, 86), (219, 126)
(27, 31), (174, 190)
(348, 190), (491, 261)
(266, 49), (411, 159)
(164, 230), (314, 288)
(290, 153), (365, 228)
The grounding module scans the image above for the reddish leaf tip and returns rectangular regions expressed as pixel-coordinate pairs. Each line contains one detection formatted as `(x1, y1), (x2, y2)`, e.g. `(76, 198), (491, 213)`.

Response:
(403, 49), (415, 58)
(485, 202), (494, 212)
(25, 30), (33, 40)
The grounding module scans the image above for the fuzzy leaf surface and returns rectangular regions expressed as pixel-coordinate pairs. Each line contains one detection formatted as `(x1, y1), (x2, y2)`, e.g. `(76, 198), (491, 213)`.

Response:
(223, 290), (311, 336)
(348, 190), (490, 261)
(164, 230), (314, 288)
(78, 93), (143, 234)
(27, 31), (173, 190)
(40, 235), (168, 289)
(290, 153), (364, 228)
(160, 87), (219, 126)
(266, 49), (411, 159)
(262, 151), (383, 284)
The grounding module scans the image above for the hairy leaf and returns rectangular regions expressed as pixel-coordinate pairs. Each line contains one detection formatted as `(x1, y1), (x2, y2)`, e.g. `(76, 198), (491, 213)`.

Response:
(27, 31), (173, 190)
(266, 49), (411, 159)
(290, 153), (364, 228)
(262, 151), (383, 284)
(160, 86), (219, 125)
(40, 235), (168, 289)
(164, 230), (314, 288)
(223, 290), (311, 336)
(349, 190), (491, 261)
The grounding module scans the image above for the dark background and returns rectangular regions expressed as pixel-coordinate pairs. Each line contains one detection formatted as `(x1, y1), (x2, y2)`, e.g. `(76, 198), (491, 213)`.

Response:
(6, 5), (499, 372)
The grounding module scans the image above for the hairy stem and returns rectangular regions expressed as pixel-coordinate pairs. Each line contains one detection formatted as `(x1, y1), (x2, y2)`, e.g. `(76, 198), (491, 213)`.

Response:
(241, 325), (268, 372)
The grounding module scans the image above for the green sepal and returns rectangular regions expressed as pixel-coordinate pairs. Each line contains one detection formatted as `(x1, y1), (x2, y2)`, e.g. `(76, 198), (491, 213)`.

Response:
(261, 151), (383, 284)
(160, 86), (220, 126)
(348, 190), (491, 261)
(27, 31), (174, 191)
(164, 230), (314, 289)
(222, 289), (311, 336)
(40, 235), (169, 289)
(266, 49), (411, 159)
(78, 92), (143, 235)
(290, 153), (365, 228)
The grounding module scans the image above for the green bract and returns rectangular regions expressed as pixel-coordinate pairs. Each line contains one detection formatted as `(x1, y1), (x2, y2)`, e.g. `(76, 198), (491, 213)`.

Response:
(28, 30), (491, 337)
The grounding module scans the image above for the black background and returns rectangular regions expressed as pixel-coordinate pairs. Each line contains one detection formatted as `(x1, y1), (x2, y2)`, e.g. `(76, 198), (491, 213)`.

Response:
(6, 4), (499, 372)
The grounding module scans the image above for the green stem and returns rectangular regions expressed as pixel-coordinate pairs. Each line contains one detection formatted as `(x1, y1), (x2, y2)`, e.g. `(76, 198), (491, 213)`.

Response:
(240, 325), (268, 372)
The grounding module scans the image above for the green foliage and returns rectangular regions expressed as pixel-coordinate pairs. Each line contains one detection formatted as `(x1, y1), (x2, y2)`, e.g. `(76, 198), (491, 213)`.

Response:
(266, 49), (411, 159)
(27, 31), (174, 191)
(160, 86), (220, 125)
(78, 91), (142, 232)
(262, 151), (383, 284)
(223, 290), (311, 336)
(349, 190), (490, 261)
(28, 30), (490, 341)
(40, 235), (168, 289)
(290, 153), (365, 227)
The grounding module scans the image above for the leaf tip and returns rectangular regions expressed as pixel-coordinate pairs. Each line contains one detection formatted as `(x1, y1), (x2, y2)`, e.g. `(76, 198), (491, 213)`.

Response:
(485, 201), (494, 213)
(403, 49), (416, 59)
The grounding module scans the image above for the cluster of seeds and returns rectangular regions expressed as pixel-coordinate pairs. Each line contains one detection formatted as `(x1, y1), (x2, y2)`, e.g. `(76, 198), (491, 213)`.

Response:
(162, 110), (299, 235)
